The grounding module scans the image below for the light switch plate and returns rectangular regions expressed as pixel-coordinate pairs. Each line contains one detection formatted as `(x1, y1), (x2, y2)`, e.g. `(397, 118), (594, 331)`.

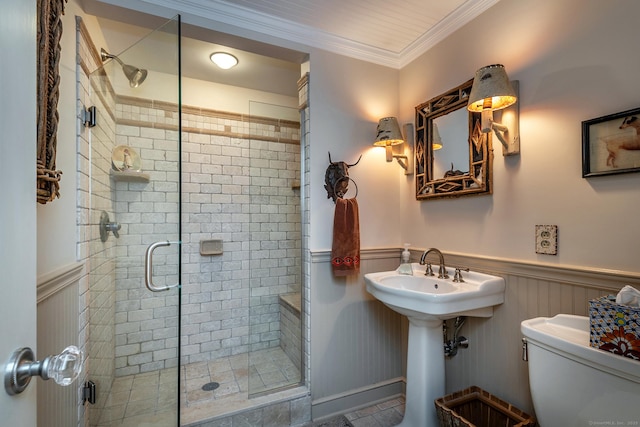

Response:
(535, 225), (557, 255)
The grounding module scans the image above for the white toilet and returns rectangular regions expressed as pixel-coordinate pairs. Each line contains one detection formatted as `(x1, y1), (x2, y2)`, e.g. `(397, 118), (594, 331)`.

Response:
(521, 314), (640, 427)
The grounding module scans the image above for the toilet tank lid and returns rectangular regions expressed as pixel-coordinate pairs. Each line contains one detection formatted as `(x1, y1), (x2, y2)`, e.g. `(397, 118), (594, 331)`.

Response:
(521, 314), (640, 384)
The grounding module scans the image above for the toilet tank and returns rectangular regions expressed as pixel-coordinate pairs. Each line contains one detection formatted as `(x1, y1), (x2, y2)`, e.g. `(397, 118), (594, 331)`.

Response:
(521, 314), (640, 427)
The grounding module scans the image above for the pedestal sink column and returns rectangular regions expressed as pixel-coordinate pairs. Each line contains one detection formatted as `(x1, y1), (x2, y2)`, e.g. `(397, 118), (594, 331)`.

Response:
(398, 317), (444, 427)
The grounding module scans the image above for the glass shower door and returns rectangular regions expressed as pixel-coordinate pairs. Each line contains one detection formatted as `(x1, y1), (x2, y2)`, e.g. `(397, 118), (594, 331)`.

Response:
(87, 16), (181, 426)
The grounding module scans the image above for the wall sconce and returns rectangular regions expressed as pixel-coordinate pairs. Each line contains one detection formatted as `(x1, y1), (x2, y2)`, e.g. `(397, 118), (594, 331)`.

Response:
(373, 117), (414, 175)
(467, 64), (520, 156)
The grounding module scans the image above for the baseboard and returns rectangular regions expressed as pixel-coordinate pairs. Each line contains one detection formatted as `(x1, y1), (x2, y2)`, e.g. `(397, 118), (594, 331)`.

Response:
(311, 378), (405, 421)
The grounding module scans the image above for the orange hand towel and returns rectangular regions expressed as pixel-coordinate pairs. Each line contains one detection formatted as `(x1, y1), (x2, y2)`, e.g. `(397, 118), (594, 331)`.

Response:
(331, 198), (360, 276)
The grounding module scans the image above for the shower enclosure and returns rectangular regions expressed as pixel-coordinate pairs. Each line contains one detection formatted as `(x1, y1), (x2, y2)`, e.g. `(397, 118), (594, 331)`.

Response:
(86, 15), (304, 426)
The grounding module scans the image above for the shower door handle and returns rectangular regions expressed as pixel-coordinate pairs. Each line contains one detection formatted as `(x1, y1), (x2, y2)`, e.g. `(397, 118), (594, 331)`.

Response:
(144, 240), (181, 292)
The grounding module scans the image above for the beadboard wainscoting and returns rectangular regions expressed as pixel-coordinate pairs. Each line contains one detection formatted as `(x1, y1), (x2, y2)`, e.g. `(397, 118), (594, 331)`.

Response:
(441, 251), (640, 415)
(309, 247), (640, 420)
(37, 262), (84, 427)
(310, 249), (406, 420)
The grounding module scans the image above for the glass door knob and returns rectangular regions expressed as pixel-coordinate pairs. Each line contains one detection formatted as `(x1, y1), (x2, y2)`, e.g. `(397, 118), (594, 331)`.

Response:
(4, 345), (84, 395)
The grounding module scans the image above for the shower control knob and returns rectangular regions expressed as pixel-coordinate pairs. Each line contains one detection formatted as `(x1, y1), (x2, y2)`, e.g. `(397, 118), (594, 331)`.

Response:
(99, 211), (121, 241)
(4, 345), (84, 395)
(105, 222), (121, 238)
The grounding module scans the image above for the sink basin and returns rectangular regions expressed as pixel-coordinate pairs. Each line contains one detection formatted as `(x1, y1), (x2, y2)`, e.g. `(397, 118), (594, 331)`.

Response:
(365, 264), (506, 320)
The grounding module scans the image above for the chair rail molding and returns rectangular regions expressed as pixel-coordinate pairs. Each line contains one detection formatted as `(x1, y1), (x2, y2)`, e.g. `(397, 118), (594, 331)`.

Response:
(37, 262), (84, 303)
(311, 247), (639, 291)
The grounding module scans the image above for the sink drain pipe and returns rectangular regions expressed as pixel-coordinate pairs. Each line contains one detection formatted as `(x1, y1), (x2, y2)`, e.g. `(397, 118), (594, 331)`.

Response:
(443, 316), (469, 357)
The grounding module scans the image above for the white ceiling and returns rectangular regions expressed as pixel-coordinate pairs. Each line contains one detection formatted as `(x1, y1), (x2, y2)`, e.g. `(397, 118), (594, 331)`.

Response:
(212, 0), (498, 66)
(86, 0), (499, 96)
(222, 0), (465, 53)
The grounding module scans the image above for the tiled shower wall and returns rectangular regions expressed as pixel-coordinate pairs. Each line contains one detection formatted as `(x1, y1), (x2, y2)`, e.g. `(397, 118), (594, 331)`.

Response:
(78, 19), (119, 424)
(112, 98), (180, 377)
(298, 73), (311, 388)
(179, 105), (301, 364)
(112, 97), (301, 369)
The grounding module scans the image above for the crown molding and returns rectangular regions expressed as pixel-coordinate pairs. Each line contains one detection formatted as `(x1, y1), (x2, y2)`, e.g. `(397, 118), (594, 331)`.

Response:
(399, 0), (501, 68)
(143, 0), (402, 67)
(137, 0), (497, 69)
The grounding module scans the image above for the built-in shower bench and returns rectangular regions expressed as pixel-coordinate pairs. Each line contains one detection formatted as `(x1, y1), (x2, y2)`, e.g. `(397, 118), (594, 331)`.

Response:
(279, 292), (301, 370)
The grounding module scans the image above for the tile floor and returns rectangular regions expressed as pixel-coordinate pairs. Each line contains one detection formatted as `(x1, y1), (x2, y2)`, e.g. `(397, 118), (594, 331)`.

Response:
(343, 397), (405, 427)
(95, 367), (178, 426)
(97, 347), (301, 426)
(94, 346), (404, 426)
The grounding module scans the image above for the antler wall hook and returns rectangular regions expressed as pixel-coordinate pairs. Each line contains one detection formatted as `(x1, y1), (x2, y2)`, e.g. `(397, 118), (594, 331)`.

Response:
(324, 152), (361, 202)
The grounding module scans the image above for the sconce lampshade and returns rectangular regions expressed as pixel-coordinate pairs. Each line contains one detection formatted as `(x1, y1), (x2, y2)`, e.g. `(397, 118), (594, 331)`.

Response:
(467, 64), (517, 112)
(432, 122), (443, 151)
(374, 117), (404, 147)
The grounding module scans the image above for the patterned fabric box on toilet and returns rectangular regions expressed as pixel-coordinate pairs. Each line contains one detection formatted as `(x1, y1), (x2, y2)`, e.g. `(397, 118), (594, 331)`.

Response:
(589, 295), (640, 361)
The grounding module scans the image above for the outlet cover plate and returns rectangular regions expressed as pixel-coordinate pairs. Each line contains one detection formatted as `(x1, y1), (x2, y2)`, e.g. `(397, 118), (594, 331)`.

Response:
(535, 225), (557, 255)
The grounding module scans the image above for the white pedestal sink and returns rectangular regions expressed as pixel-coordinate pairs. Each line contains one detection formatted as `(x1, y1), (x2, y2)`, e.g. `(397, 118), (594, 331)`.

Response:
(364, 264), (505, 427)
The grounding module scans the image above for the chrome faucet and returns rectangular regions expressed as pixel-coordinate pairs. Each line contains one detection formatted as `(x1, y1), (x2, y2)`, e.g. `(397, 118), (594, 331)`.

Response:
(419, 248), (449, 279)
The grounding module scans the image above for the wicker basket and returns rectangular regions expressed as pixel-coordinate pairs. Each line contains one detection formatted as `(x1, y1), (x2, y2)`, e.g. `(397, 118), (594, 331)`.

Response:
(435, 386), (536, 427)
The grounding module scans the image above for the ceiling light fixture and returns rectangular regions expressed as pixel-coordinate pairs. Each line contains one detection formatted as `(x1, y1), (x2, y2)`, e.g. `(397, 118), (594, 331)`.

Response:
(210, 52), (238, 69)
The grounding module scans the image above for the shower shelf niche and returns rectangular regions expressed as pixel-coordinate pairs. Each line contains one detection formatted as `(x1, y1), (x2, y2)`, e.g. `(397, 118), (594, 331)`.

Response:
(110, 170), (150, 182)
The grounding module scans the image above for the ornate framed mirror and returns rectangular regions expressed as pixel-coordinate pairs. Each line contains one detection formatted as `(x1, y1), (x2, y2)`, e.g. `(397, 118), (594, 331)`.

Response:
(415, 79), (493, 200)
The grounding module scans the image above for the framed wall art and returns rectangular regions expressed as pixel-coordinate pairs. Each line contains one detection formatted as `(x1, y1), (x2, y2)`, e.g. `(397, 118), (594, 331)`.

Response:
(582, 107), (640, 177)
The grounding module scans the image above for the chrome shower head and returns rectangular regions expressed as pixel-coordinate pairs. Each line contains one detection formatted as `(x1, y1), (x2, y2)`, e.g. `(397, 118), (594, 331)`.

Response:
(100, 48), (148, 88)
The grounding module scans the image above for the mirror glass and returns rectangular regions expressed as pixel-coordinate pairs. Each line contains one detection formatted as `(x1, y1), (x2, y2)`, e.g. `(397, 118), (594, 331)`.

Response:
(432, 108), (468, 179)
(415, 78), (493, 200)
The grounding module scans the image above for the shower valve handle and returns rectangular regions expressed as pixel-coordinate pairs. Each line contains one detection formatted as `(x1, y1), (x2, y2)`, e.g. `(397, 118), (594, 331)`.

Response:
(105, 222), (121, 238)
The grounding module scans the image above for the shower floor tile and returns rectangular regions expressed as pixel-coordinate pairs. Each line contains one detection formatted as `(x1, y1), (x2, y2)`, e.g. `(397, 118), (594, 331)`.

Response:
(96, 347), (301, 426)
(96, 367), (178, 426)
(182, 346), (301, 407)
(180, 346), (302, 425)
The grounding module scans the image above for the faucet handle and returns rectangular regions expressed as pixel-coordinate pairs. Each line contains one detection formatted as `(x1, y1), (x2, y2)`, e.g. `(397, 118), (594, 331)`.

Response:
(424, 263), (434, 276)
(452, 267), (469, 282)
